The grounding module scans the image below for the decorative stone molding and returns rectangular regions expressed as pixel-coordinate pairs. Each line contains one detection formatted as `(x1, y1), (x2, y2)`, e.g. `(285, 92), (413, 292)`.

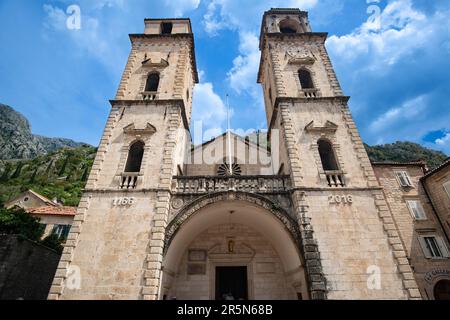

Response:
(142, 106), (181, 300)
(340, 103), (379, 188)
(371, 189), (422, 299)
(164, 192), (301, 254)
(85, 106), (123, 190)
(305, 120), (338, 133)
(48, 194), (92, 300)
(123, 122), (157, 136)
(163, 190), (327, 300)
(286, 46), (316, 65)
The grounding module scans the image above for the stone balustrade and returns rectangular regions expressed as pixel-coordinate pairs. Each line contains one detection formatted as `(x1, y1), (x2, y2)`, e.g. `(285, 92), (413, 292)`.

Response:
(120, 173), (139, 189)
(325, 171), (346, 187)
(172, 175), (291, 194)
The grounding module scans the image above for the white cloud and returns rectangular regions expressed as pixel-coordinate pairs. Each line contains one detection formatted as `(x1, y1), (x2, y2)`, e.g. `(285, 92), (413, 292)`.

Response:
(326, 0), (432, 68)
(43, 4), (67, 32)
(192, 82), (228, 142)
(42, 4), (126, 75)
(164, 0), (200, 17)
(227, 32), (260, 99)
(436, 133), (450, 147)
(369, 95), (428, 133)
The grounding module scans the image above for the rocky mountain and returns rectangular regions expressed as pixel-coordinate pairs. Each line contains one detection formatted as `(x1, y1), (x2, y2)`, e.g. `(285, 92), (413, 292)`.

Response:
(0, 104), (88, 160)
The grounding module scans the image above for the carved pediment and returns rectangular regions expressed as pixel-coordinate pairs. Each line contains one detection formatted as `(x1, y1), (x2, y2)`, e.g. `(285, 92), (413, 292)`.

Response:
(286, 46), (316, 65)
(123, 123), (157, 135)
(141, 52), (169, 68)
(305, 120), (338, 133)
(142, 58), (169, 68)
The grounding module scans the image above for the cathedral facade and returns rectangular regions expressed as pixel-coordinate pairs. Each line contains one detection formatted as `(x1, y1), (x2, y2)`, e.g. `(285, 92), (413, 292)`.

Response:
(48, 9), (450, 300)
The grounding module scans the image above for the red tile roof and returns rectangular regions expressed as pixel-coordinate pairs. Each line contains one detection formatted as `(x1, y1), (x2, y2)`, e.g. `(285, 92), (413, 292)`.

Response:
(27, 206), (77, 216)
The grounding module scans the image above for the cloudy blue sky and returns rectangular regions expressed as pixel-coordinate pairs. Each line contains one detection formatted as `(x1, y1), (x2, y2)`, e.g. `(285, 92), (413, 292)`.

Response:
(0, 0), (449, 154)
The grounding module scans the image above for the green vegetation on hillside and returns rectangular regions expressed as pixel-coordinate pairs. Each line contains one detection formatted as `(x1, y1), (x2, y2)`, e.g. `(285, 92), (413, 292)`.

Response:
(0, 145), (97, 206)
(364, 141), (448, 170)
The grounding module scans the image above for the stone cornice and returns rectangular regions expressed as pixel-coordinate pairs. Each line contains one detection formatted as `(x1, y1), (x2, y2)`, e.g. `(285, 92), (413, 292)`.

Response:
(129, 33), (199, 83)
(109, 99), (190, 132)
(268, 96), (351, 138)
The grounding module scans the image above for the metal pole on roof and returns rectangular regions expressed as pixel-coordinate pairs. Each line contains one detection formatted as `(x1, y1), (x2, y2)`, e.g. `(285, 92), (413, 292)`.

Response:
(226, 94), (233, 175)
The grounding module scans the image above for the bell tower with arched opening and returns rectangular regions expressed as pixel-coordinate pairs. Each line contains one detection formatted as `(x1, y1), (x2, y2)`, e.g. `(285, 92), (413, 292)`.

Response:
(258, 8), (422, 299)
(48, 19), (198, 300)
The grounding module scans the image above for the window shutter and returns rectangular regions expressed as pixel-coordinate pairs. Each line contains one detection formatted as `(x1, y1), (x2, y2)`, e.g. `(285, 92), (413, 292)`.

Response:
(396, 172), (408, 187)
(403, 172), (413, 187)
(444, 181), (450, 198)
(436, 237), (450, 258)
(418, 237), (432, 258)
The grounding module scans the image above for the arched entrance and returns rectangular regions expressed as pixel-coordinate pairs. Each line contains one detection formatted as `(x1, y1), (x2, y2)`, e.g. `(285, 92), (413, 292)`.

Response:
(434, 279), (450, 300)
(161, 193), (308, 300)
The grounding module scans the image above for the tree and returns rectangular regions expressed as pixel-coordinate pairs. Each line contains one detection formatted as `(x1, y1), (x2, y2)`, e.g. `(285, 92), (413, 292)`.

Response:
(0, 206), (44, 241)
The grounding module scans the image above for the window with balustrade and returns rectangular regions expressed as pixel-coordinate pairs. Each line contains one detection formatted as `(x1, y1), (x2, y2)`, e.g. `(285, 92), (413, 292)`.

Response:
(121, 141), (145, 189)
(144, 72), (160, 100)
(318, 139), (345, 187)
(298, 68), (318, 98)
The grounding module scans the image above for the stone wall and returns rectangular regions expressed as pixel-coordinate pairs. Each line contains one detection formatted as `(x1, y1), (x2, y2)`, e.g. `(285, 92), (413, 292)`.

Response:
(423, 165), (450, 240)
(0, 234), (60, 300)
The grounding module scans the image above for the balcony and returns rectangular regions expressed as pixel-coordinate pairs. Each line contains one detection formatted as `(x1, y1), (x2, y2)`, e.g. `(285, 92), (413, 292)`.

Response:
(142, 91), (158, 101)
(324, 171), (345, 187)
(300, 88), (319, 98)
(172, 175), (291, 195)
(120, 173), (139, 189)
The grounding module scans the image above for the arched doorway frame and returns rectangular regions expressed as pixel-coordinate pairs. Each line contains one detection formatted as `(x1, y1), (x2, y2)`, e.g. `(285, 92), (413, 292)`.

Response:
(162, 191), (310, 299)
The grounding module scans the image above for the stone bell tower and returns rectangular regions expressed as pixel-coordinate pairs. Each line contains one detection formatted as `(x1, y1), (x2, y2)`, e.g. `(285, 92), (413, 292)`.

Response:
(48, 18), (198, 300)
(258, 8), (422, 299)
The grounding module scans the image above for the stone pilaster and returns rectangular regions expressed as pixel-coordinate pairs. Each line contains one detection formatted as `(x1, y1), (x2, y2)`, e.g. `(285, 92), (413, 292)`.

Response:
(142, 106), (181, 300)
(48, 195), (91, 300)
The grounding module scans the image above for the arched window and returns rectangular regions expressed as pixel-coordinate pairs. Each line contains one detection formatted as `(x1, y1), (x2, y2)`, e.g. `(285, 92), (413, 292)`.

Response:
(279, 19), (300, 34)
(125, 141), (145, 173)
(145, 73), (160, 92)
(434, 280), (450, 300)
(299, 69), (314, 89)
(318, 139), (339, 171)
(161, 22), (173, 34)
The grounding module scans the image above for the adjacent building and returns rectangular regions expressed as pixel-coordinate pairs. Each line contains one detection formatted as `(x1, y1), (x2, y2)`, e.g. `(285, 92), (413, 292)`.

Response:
(373, 162), (450, 300)
(5, 189), (75, 240)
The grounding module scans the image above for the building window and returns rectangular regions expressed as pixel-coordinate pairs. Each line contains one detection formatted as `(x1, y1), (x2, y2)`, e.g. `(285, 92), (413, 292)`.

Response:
(161, 22), (173, 34)
(318, 139), (339, 171)
(395, 171), (413, 187)
(406, 200), (427, 220)
(52, 224), (71, 239)
(418, 236), (450, 259)
(298, 69), (314, 89)
(279, 19), (300, 34)
(145, 73), (160, 92)
(444, 180), (450, 198)
(434, 280), (450, 300)
(125, 141), (145, 173)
